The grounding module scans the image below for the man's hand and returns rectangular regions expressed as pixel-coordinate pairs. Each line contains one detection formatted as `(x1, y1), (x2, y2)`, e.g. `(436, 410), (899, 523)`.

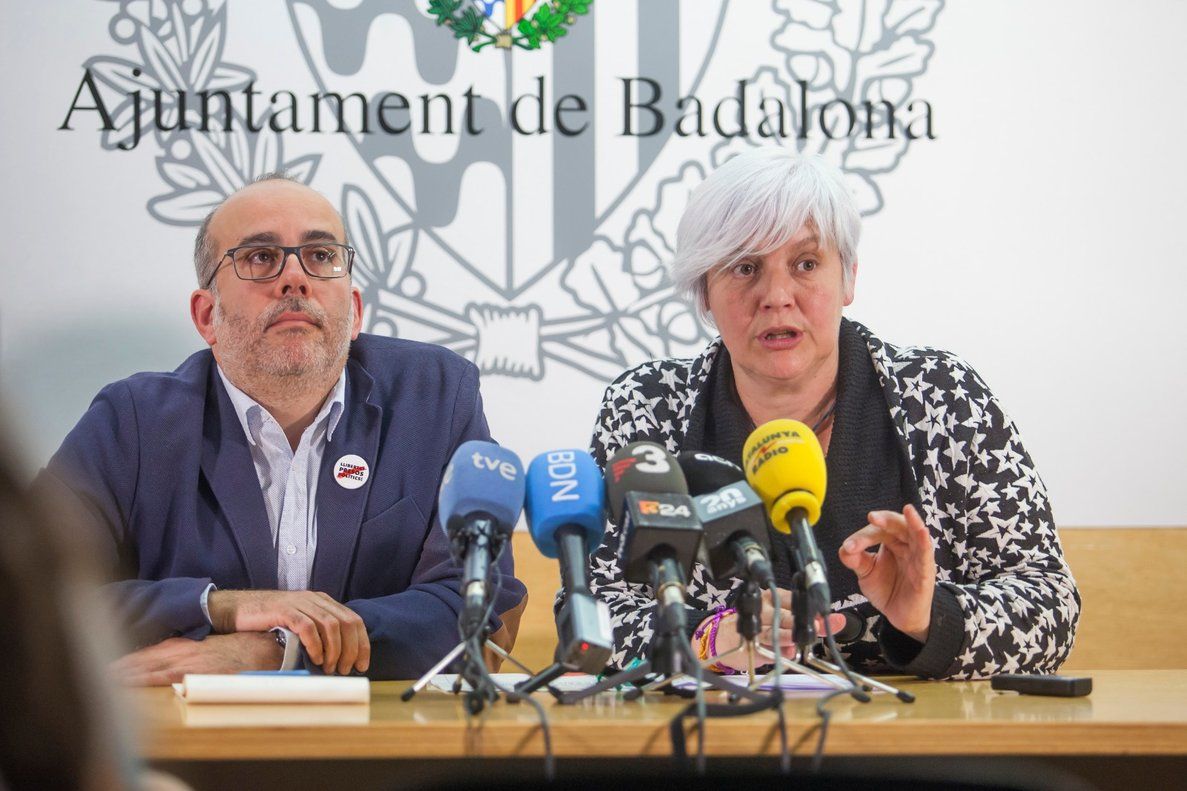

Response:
(694, 588), (846, 672)
(207, 590), (370, 675)
(837, 505), (935, 643)
(111, 633), (282, 686)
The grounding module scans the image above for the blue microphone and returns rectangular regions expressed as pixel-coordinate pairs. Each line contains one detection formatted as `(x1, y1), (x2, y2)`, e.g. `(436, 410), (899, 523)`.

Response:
(438, 440), (526, 636)
(525, 450), (604, 579)
(521, 450), (614, 679)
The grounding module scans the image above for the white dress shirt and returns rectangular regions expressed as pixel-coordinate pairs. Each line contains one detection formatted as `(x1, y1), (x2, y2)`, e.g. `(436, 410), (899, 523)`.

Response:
(200, 366), (347, 668)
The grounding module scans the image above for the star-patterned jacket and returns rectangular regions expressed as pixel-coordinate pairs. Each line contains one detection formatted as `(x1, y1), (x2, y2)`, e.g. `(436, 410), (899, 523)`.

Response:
(587, 321), (1080, 679)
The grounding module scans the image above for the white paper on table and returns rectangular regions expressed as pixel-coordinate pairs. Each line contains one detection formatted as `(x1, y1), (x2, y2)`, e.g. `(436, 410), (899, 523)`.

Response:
(172, 674), (370, 703)
(427, 673), (600, 693)
(671, 672), (859, 695)
(179, 703), (370, 728)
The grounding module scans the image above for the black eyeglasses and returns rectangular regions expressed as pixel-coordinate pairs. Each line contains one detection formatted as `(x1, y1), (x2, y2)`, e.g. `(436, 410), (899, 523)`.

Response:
(204, 243), (355, 288)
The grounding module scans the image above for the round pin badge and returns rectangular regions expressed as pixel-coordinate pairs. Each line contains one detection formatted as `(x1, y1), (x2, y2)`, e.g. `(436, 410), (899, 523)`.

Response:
(333, 454), (370, 490)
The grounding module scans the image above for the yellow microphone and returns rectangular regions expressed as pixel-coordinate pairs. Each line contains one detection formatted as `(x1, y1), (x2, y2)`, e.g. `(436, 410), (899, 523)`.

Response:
(742, 419), (827, 530)
(742, 419), (832, 616)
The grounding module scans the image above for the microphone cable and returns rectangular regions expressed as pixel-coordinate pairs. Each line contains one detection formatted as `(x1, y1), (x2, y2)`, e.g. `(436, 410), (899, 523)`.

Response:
(460, 563), (556, 782)
(765, 579), (792, 774)
(668, 587), (791, 774)
(777, 540), (869, 772)
(690, 623), (708, 774)
(810, 617), (874, 775)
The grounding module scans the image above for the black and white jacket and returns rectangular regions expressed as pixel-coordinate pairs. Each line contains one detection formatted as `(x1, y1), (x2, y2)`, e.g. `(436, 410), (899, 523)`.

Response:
(587, 321), (1080, 679)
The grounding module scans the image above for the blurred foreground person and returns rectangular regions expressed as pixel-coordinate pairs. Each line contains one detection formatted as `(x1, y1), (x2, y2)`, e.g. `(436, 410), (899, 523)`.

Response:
(1, 428), (181, 789)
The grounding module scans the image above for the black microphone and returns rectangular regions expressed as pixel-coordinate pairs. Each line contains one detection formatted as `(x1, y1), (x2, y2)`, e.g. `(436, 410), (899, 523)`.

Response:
(678, 452), (775, 587)
(605, 442), (702, 634)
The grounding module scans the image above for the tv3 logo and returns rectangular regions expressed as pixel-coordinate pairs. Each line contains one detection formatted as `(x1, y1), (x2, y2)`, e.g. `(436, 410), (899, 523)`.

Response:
(637, 500), (692, 518)
(610, 444), (672, 483)
(701, 486), (745, 515)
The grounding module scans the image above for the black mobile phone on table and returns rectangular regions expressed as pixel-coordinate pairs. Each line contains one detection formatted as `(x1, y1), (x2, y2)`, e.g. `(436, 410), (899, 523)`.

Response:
(991, 674), (1092, 697)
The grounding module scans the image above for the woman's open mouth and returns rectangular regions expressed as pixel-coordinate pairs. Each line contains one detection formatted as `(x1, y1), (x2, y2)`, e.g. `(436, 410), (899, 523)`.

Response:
(758, 327), (802, 349)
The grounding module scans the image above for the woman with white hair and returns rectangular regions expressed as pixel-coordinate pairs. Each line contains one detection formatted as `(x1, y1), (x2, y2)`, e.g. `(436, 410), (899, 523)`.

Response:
(587, 147), (1080, 679)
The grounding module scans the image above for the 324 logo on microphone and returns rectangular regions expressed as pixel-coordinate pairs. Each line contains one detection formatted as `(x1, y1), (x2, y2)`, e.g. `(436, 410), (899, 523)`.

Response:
(637, 499), (692, 518)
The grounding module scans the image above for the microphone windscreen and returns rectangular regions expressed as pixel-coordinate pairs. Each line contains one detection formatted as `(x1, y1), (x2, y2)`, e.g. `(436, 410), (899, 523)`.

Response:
(604, 442), (688, 524)
(677, 451), (745, 495)
(742, 419), (827, 531)
(438, 440), (526, 534)
(525, 449), (606, 559)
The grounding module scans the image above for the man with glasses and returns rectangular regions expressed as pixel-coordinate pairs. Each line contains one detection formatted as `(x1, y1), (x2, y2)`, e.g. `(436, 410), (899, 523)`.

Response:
(41, 175), (527, 683)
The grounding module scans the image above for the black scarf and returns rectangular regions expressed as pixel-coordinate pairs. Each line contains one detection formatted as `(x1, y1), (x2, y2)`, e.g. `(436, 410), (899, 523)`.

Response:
(683, 318), (919, 607)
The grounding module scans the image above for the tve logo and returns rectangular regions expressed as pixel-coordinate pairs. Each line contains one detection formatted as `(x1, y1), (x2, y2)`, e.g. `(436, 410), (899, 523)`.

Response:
(471, 450), (519, 481)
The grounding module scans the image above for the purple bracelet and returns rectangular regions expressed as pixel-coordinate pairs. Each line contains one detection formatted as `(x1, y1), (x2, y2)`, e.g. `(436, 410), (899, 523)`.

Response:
(694, 606), (732, 642)
(706, 607), (740, 674)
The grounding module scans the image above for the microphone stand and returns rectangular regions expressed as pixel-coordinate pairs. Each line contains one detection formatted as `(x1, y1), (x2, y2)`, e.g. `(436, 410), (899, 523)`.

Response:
(401, 527), (538, 712)
(708, 578), (763, 681)
(554, 556), (766, 705)
(801, 650), (915, 702)
(752, 565), (913, 703)
(750, 570), (860, 694)
(783, 515), (916, 702)
(514, 658), (568, 696)
(515, 528), (612, 696)
(785, 576), (914, 703)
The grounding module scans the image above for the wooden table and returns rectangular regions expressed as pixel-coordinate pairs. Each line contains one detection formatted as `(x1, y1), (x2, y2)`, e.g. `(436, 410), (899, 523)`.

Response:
(134, 670), (1187, 761)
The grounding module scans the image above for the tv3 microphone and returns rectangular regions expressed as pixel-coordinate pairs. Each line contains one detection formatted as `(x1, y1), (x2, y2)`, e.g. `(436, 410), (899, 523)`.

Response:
(604, 442), (702, 630)
(524, 450), (614, 673)
(742, 420), (832, 617)
(437, 440), (525, 636)
(677, 452), (775, 587)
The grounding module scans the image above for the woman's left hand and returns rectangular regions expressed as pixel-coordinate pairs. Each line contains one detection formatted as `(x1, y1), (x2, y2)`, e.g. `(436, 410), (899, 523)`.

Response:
(837, 505), (935, 643)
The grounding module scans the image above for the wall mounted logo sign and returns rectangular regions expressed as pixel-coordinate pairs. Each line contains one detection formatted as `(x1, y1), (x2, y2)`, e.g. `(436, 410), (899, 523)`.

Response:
(62, 0), (943, 384)
(428, 0), (591, 52)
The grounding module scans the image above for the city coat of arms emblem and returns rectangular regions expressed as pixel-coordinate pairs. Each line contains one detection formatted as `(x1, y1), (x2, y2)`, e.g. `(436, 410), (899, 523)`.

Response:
(428, 0), (592, 52)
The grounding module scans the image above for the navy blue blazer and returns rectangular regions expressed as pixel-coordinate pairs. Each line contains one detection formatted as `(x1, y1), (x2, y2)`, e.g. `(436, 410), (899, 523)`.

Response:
(43, 334), (527, 680)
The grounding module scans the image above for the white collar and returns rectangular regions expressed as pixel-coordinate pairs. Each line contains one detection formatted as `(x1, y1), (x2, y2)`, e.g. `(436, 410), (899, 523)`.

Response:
(216, 365), (347, 447)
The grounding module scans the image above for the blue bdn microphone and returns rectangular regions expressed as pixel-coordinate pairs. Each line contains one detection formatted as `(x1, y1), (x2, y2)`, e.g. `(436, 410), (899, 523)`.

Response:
(517, 450), (614, 693)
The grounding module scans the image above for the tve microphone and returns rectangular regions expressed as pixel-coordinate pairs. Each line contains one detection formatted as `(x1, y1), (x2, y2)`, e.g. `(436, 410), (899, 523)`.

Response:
(677, 452), (774, 587)
(742, 420), (831, 616)
(438, 440), (526, 636)
(524, 450), (613, 673)
(604, 442), (701, 629)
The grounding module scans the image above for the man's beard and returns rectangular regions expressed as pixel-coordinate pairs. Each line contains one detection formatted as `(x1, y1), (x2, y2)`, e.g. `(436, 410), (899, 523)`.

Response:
(214, 295), (352, 387)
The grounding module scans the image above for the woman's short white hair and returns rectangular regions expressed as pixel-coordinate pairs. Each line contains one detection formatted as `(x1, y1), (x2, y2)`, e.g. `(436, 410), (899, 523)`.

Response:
(672, 148), (861, 317)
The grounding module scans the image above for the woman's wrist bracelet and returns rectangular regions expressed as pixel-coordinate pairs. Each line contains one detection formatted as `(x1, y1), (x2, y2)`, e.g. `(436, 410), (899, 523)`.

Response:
(705, 607), (739, 674)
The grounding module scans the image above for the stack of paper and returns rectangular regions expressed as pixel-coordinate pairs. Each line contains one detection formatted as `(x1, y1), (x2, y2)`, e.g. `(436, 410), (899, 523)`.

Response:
(173, 674), (370, 703)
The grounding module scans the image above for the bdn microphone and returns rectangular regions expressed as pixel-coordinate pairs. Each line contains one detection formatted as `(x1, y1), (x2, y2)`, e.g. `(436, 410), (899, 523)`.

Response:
(604, 442), (702, 630)
(742, 420), (832, 618)
(437, 441), (526, 637)
(524, 450), (614, 674)
(677, 452), (775, 587)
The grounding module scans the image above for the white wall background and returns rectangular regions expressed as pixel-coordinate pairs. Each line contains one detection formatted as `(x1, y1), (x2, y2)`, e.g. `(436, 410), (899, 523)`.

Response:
(0, 0), (1184, 526)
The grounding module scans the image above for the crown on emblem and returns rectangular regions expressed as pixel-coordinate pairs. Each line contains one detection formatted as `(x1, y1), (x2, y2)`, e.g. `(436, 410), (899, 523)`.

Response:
(427, 0), (591, 52)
